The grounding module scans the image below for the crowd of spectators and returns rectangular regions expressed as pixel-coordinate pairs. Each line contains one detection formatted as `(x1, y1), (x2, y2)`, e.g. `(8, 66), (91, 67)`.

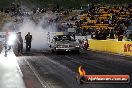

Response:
(0, 2), (76, 34)
(0, 2), (131, 42)
(0, 3), (47, 17)
(75, 4), (132, 41)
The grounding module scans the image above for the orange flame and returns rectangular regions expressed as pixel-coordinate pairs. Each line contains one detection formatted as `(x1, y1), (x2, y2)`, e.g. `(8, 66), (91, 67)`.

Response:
(78, 66), (86, 76)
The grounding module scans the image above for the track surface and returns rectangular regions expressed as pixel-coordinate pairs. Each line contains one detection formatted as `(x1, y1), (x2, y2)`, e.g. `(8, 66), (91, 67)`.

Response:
(18, 50), (132, 88)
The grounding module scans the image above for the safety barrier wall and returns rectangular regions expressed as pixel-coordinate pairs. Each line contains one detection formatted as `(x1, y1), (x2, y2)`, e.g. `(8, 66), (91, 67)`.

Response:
(88, 39), (132, 56)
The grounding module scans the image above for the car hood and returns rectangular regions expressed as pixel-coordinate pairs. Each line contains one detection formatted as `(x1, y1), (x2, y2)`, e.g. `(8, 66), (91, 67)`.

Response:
(56, 41), (78, 45)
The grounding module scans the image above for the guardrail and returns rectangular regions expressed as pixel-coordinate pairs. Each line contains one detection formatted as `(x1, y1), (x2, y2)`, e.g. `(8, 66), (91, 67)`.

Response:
(89, 39), (132, 56)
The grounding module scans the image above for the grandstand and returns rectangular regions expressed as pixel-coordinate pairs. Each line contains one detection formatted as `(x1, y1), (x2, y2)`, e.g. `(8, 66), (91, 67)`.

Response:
(79, 5), (131, 30)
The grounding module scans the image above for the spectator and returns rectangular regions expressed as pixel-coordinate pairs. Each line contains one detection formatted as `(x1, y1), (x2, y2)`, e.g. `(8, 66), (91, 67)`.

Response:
(101, 18), (104, 23)
(82, 27), (86, 36)
(117, 29), (124, 41)
(109, 29), (115, 39)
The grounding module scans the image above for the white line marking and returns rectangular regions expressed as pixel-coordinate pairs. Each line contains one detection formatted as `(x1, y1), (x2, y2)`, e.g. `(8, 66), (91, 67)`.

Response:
(17, 62), (23, 77)
(24, 57), (51, 88)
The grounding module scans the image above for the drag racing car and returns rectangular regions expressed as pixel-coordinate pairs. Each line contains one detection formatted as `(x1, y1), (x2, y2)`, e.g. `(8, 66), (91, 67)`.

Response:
(49, 35), (80, 54)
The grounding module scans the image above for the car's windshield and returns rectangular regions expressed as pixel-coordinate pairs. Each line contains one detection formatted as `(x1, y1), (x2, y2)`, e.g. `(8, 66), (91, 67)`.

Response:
(55, 35), (75, 41)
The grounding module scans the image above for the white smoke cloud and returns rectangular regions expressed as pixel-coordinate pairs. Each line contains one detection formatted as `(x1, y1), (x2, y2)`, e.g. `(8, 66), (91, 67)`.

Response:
(1, 11), (59, 51)
(2, 22), (15, 31)
(18, 13), (58, 50)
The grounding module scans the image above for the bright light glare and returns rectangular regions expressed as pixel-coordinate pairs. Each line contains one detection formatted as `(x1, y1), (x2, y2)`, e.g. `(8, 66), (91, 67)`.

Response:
(7, 33), (17, 45)
(0, 47), (24, 76)
(0, 48), (18, 67)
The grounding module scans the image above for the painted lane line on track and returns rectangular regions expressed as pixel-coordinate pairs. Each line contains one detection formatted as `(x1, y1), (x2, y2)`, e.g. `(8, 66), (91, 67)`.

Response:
(23, 57), (51, 88)
(17, 62), (24, 77)
(41, 56), (81, 88)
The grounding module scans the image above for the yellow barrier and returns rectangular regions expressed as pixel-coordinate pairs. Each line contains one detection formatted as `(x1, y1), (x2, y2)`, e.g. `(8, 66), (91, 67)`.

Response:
(89, 39), (132, 56)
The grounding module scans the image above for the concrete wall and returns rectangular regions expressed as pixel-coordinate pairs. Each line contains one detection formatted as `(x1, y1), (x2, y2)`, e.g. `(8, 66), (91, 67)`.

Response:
(89, 39), (132, 56)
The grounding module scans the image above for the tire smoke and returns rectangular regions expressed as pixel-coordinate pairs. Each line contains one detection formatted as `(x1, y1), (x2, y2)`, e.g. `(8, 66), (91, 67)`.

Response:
(18, 13), (58, 50)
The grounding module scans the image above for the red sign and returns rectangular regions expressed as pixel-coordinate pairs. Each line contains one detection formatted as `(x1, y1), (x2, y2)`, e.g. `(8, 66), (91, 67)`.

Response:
(124, 44), (132, 52)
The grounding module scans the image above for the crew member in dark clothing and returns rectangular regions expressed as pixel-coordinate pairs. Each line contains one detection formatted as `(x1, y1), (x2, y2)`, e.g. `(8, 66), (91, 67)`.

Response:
(83, 39), (89, 50)
(25, 32), (32, 52)
(17, 32), (23, 55)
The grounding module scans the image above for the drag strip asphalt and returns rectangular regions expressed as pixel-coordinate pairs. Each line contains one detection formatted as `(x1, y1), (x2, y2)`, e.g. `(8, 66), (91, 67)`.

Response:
(18, 50), (132, 88)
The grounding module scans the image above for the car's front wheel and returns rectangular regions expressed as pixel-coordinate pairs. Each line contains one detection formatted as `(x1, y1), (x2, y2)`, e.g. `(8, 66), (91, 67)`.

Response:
(55, 50), (59, 55)
(51, 49), (54, 53)
(54, 48), (59, 55)
(75, 50), (80, 54)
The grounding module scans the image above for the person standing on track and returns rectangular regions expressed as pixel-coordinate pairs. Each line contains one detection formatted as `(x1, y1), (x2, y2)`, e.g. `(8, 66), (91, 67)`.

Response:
(16, 32), (23, 55)
(25, 32), (32, 52)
